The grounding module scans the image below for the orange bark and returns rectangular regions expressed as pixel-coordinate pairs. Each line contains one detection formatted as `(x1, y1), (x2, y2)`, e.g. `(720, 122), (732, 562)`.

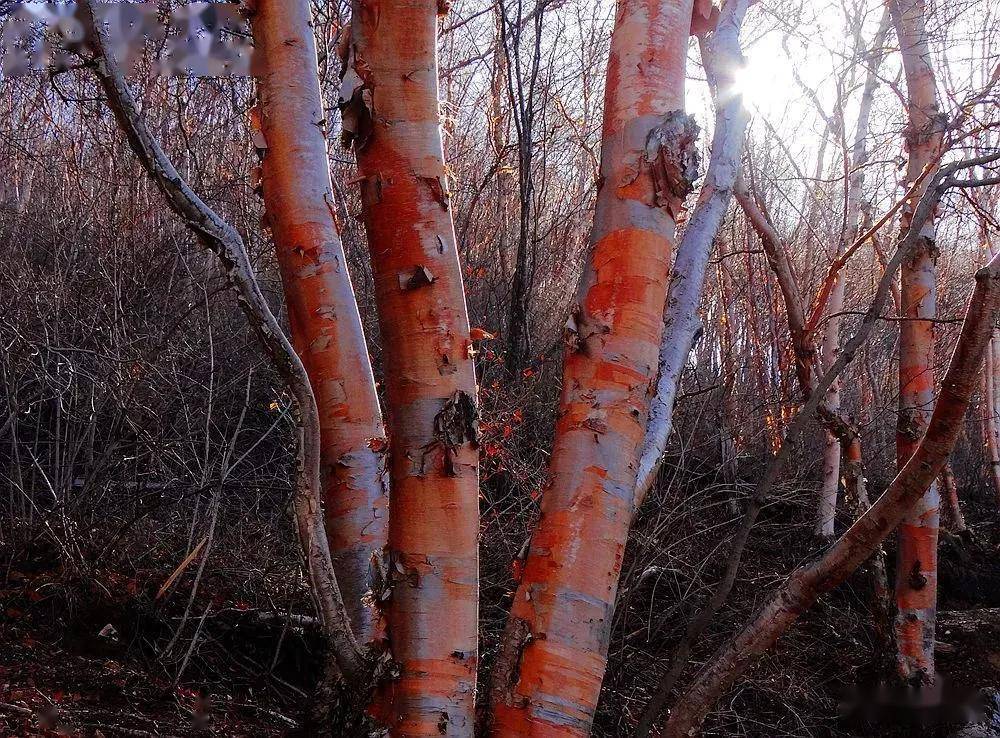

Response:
(489, 2), (696, 735)
(889, 0), (945, 684)
(248, 0), (388, 646)
(343, 1), (480, 733)
(982, 346), (1000, 502)
(938, 464), (967, 534)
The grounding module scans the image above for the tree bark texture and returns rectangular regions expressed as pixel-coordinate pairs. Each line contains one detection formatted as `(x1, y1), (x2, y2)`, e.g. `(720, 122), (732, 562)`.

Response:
(490, 1), (697, 734)
(343, 1), (481, 733)
(889, 0), (946, 684)
(249, 0), (389, 647)
(634, 0), (751, 506)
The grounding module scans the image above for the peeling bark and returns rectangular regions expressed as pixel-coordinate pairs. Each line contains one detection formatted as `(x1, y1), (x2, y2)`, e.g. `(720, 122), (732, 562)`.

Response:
(489, 2), (696, 735)
(889, 0), (946, 684)
(247, 0), (388, 648)
(343, 1), (480, 733)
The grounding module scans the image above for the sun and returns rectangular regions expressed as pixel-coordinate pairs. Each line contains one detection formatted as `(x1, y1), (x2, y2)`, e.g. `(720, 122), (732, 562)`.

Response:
(730, 51), (794, 114)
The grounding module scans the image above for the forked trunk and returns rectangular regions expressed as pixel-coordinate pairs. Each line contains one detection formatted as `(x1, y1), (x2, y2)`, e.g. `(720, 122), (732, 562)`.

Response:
(489, 1), (696, 734)
(343, 1), (481, 733)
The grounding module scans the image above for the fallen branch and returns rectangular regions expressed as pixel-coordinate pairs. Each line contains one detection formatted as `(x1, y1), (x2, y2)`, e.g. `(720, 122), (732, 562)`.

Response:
(660, 154), (1000, 737)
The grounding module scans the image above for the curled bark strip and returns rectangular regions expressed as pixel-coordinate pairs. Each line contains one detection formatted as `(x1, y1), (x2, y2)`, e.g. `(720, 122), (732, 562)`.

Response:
(434, 390), (480, 476)
(398, 265), (436, 290)
(338, 40), (375, 151)
(434, 391), (480, 449)
(421, 175), (452, 209)
(490, 618), (533, 711)
(646, 111), (701, 217)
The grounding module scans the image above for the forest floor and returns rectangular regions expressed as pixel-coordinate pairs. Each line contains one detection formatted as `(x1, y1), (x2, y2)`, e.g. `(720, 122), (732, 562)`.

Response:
(0, 503), (999, 737)
(0, 560), (309, 736)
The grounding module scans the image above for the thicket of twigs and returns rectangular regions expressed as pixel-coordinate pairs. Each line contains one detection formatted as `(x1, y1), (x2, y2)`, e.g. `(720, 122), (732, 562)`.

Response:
(2, 0), (1000, 735)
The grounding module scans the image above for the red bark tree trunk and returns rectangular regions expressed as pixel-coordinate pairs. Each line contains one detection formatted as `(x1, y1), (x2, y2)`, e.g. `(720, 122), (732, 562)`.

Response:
(889, 0), (946, 684)
(343, 1), (481, 733)
(489, 1), (697, 734)
(249, 0), (388, 646)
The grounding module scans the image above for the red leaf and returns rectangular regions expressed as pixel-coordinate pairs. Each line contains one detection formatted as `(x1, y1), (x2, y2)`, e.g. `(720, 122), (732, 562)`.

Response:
(511, 560), (523, 582)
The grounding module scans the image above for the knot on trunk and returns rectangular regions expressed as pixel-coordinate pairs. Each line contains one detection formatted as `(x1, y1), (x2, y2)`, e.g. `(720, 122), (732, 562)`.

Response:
(908, 559), (928, 590)
(435, 391), (480, 447)
(897, 410), (926, 443)
(902, 112), (947, 152)
(645, 111), (701, 218)
(564, 305), (609, 355)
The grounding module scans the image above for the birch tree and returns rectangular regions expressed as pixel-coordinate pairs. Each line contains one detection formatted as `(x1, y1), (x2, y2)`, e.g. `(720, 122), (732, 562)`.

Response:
(888, 0), (946, 684)
(490, 1), (699, 733)
(341, 1), (481, 733)
(247, 0), (388, 648)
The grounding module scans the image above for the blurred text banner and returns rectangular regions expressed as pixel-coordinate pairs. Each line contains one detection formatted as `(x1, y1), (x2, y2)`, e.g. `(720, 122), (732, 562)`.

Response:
(2, 2), (253, 77)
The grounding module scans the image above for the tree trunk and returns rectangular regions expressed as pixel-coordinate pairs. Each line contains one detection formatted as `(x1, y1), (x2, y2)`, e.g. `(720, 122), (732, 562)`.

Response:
(889, 0), (946, 684)
(816, 270), (844, 540)
(982, 346), (1000, 501)
(80, 0), (366, 687)
(248, 0), (388, 647)
(634, 2), (751, 505)
(816, 8), (890, 541)
(342, 1), (480, 733)
(938, 463), (967, 534)
(500, 3), (546, 376)
(841, 432), (892, 644)
(489, 1), (696, 734)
